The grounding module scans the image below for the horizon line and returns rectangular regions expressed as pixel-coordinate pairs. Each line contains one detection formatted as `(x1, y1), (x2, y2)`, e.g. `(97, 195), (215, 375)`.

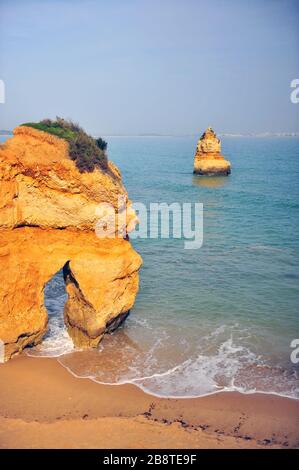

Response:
(1, 130), (299, 138)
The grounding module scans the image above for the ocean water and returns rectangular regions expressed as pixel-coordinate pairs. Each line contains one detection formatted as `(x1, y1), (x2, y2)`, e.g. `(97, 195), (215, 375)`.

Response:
(2, 134), (299, 398)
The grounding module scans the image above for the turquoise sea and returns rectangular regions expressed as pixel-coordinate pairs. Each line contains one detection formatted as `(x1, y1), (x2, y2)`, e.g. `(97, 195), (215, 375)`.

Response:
(2, 134), (299, 398)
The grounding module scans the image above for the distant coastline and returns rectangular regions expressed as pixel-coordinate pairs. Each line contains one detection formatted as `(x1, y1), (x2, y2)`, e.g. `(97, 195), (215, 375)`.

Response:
(98, 132), (299, 138)
(220, 132), (299, 138)
(0, 130), (13, 136)
(2, 129), (298, 139)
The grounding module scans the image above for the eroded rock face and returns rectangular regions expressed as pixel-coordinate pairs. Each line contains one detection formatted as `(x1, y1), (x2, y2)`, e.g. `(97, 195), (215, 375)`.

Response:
(0, 126), (142, 360)
(193, 127), (231, 176)
(0, 126), (137, 230)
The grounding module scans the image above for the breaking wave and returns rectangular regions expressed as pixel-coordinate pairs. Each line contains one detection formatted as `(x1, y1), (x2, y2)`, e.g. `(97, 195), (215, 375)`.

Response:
(27, 303), (299, 400)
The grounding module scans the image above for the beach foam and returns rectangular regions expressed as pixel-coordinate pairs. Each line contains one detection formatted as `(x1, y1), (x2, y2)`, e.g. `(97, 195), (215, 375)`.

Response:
(28, 300), (299, 399)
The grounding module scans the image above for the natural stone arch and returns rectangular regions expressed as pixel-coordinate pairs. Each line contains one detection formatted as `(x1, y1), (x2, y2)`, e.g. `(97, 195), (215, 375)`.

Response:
(0, 228), (141, 360)
(0, 125), (142, 361)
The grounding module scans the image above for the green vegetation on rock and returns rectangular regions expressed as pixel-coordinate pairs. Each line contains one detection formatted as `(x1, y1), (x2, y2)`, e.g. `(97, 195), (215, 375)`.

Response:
(22, 118), (108, 172)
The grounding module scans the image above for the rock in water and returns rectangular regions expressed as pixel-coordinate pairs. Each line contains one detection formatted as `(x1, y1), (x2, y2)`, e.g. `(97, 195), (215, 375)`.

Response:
(0, 125), (142, 360)
(193, 127), (231, 176)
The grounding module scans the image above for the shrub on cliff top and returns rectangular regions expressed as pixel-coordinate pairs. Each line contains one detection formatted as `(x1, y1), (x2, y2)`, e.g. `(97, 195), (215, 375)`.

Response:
(21, 118), (108, 172)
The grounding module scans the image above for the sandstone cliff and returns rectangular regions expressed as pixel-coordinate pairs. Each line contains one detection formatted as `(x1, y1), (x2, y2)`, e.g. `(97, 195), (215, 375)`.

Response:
(193, 127), (231, 176)
(0, 126), (142, 360)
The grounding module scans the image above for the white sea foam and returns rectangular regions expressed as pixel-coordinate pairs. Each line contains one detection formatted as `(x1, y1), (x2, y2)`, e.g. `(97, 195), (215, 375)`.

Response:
(27, 294), (74, 358)
(27, 277), (299, 400)
(127, 336), (258, 397)
(33, 316), (299, 400)
(56, 338), (299, 400)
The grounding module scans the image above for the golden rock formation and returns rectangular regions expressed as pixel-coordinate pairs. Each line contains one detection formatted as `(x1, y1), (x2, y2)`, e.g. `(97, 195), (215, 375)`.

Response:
(193, 127), (231, 176)
(0, 126), (142, 360)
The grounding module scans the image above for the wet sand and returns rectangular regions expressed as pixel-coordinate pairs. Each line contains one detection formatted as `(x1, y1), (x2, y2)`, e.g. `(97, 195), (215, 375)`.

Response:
(0, 355), (298, 449)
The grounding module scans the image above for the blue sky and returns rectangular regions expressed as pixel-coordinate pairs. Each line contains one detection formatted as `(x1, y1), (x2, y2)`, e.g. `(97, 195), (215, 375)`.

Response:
(0, 0), (298, 134)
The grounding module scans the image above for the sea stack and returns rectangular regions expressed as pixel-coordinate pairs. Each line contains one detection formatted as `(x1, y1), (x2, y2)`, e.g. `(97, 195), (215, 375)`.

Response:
(0, 125), (142, 360)
(193, 127), (231, 176)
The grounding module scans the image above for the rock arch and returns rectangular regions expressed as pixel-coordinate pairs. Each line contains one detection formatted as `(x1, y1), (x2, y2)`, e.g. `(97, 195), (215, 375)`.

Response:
(0, 228), (141, 360)
(0, 126), (141, 361)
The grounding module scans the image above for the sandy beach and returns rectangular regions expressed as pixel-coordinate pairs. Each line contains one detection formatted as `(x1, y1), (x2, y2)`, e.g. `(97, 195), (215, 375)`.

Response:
(0, 355), (298, 449)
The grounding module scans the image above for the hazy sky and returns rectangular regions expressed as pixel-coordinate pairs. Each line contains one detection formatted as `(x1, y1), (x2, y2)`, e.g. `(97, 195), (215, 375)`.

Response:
(0, 0), (299, 134)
